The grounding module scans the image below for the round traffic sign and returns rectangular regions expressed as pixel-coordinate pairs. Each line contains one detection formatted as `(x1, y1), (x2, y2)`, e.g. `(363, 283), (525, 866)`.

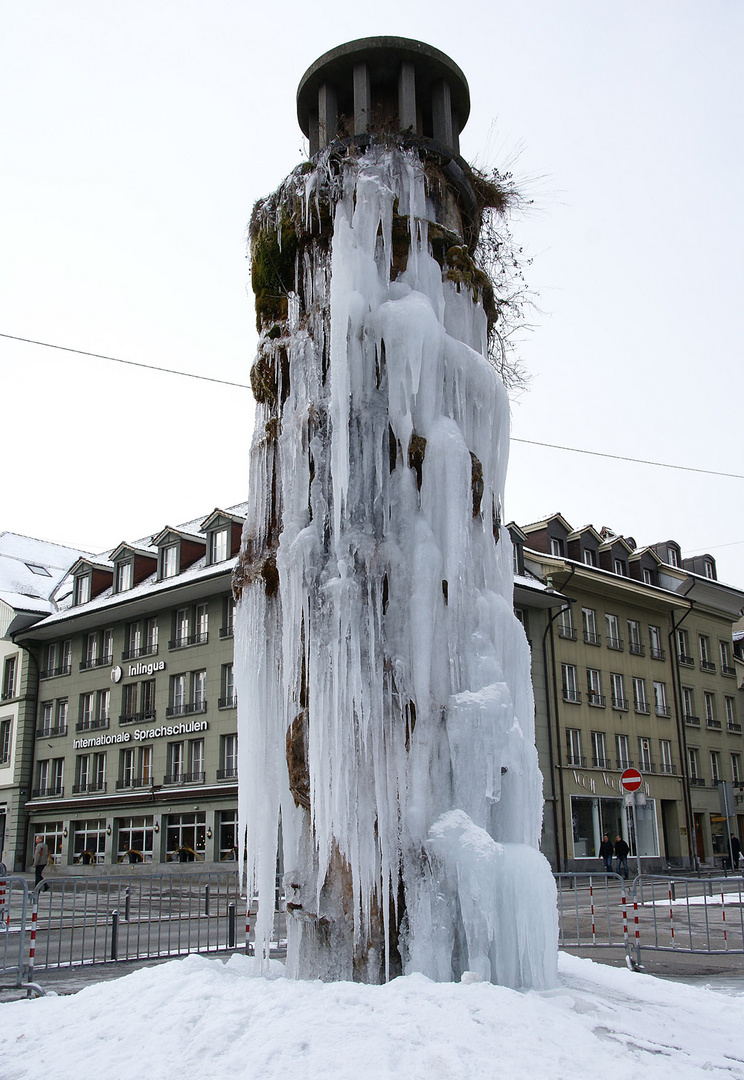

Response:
(621, 768), (643, 792)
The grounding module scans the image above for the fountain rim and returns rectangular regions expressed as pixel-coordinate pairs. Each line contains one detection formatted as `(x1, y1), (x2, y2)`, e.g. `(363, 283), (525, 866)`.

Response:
(296, 36), (471, 140)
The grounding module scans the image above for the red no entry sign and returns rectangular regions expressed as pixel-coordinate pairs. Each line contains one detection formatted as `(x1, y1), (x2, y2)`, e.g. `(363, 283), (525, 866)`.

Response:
(621, 768), (643, 792)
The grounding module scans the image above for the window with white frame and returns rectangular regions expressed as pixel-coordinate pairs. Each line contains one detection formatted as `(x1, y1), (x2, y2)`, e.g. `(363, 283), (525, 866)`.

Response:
(115, 560), (133, 593)
(633, 677), (648, 713)
(189, 739), (205, 781)
(140, 745), (153, 784)
(638, 737), (652, 771)
(557, 606), (575, 639)
(208, 527), (229, 565)
(659, 739), (673, 774)
(649, 625), (664, 660)
(688, 747), (700, 781)
(222, 596), (235, 638)
(682, 686), (696, 720)
(610, 672), (627, 710)
(699, 635), (714, 670)
(587, 668), (603, 705)
(732, 754), (741, 783)
(192, 670), (207, 710)
(605, 614), (622, 650)
(120, 747), (136, 788)
(704, 692), (716, 727)
(38, 701), (53, 736)
(549, 538), (563, 557)
(677, 628), (692, 663)
(566, 728), (583, 767)
(195, 603), (208, 642)
(220, 663), (235, 708)
(561, 664), (580, 703)
(56, 698), (68, 733)
(79, 692), (94, 729)
(2, 656), (17, 700)
(720, 640), (733, 674)
(582, 548), (596, 567)
(627, 620), (644, 655)
(74, 574), (91, 605)
(220, 734), (238, 779)
(96, 689), (110, 724)
(1, 718), (12, 764)
(653, 681), (669, 716)
(591, 730), (608, 768)
(725, 696), (738, 730)
(161, 544), (178, 579)
(582, 608), (599, 645)
(167, 742), (184, 783)
(642, 568), (653, 585)
(616, 734), (630, 770)
(613, 558), (627, 576)
(710, 751), (721, 785)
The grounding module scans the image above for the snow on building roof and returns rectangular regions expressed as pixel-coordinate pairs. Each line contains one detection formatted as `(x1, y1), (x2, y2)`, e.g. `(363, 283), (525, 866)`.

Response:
(0, 531), (92, 607)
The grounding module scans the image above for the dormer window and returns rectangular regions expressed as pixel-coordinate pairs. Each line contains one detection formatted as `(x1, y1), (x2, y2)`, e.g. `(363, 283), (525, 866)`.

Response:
(161, 544), (179, 579)
(74, 573), (91, 606)
(613, 558), (627, 576)
(704, 560), (716, 580)
(668, 546), (679, 567)
(549, 538), (563, 557)
(582, 549), (596, 567)
(208, 528), (229, 566)
(115, 560), (133, 593)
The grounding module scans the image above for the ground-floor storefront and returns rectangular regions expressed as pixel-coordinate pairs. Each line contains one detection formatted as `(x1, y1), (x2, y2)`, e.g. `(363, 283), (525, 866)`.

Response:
(26, 788), (239, 867)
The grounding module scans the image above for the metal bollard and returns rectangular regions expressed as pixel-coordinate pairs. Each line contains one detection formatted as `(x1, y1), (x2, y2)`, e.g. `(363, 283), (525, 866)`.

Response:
(228, 902), (236, 948)
(111, 910), (119, 961)
(204, 883), (210, 918)
(124, 887), (131, 923)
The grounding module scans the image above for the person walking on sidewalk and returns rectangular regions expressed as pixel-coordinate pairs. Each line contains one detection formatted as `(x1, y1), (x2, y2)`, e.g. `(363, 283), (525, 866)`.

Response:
(33, 835), (49, 890)
(599, 834), (614, 873)
(614, 835), (630, 879)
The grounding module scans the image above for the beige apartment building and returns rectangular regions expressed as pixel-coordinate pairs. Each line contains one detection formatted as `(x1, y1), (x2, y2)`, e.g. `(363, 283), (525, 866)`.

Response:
(520, 515), (744, 871)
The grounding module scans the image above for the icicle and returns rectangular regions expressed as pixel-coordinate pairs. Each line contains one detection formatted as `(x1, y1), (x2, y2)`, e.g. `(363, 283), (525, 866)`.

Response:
(236, 145), (557, 989)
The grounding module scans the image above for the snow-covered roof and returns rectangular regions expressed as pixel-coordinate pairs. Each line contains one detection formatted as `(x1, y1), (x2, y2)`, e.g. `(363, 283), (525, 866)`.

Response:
(0, 531), (92, 614)
(25, 501), (250, 632)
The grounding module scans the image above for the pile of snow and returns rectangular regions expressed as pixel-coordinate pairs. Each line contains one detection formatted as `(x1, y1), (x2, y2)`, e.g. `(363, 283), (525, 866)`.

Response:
(2, 953), (743, 1079)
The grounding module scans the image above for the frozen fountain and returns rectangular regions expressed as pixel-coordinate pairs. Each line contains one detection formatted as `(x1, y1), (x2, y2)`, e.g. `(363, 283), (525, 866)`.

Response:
(234, 37), (558, 988)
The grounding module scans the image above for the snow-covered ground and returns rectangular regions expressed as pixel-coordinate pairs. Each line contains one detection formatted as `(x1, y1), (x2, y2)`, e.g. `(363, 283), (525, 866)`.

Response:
(1, 952), (742, 1079)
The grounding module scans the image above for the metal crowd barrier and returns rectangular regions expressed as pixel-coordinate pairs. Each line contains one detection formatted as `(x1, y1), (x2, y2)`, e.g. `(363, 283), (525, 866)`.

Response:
(629, 874), (744, 969)
(0, 870), (266, 994)
(0, 875), (45, 997)
(556, 871), (744, 970)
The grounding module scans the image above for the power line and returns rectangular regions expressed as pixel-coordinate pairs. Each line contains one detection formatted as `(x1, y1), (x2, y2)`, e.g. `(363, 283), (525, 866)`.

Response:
(0, 332), (250, 390)
(3, 331), (743, 481)
(511, 438), (744, 480)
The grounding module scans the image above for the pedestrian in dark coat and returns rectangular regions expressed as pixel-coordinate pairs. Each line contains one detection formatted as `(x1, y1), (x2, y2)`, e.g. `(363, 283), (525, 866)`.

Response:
(599, 834), (614, 873)
(614, 835), (630, 879)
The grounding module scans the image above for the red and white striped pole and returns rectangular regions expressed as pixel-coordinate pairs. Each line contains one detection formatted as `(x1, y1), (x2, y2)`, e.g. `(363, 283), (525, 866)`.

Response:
(668, 884), (676, 947)
(621, 885), (629, 947)
(721, 885), (728, 949)
(245, 901), (252, 955)
(27, 894), (39, 985)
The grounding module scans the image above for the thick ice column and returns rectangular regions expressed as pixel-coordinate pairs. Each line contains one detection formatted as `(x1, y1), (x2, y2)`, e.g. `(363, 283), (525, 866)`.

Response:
(237, 143), (557, 990)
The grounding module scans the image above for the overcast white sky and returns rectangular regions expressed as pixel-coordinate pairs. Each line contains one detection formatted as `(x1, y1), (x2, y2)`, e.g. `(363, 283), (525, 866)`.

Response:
(1, 2), (742, 584)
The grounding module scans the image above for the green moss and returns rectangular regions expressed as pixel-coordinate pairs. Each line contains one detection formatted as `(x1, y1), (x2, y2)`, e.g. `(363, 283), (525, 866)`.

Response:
(250, 353), (278, 407)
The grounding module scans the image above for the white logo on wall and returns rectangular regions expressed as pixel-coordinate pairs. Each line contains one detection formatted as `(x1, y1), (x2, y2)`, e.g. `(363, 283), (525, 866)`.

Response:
(110, 666), (123, 683)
